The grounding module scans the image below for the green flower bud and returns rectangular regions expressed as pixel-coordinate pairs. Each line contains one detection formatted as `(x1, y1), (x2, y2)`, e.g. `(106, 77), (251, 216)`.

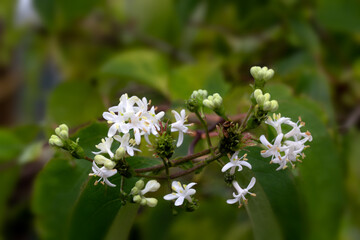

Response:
(250, 66), (261, 79)
(253, 89), (263, 99)
(202, 99), (214, 109)
(130, 186), (139, 195)
(140, 198), (147, 206)
(133, 195), (142, 203)
(263, 101), (272, 111)
(256, 95), (265, 106)
(263, 93), (270, 102)
(264, 69), (274, 81)
(135, 179), (145, 189)
(104, 160), (116, 169)
(55, 127), (61, 136)
(191, 89), (208, 100)
(270, 100), (279, 112)
(115, 147), (126, 160)
(146, 198), (158, 207)
(94, 155), (109, 165)
(59, 130), (68, 140)
(49, 135), (64, 147)
(59, 124), (69, 132)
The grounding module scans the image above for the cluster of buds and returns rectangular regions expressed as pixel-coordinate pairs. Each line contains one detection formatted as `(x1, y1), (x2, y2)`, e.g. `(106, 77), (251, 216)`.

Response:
(253, 89), (278, 112)
(131, 180), (161, 207)
(250, 66), (275, 89)
(202, 93), (223, 111)
(49, 124), (69, 147)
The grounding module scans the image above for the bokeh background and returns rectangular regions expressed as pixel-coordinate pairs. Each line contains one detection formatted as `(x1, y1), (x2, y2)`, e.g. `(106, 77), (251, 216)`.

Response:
(1, 0), (360, 239)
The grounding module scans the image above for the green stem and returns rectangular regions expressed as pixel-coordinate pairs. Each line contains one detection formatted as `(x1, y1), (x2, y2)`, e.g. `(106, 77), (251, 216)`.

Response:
(162, 158), (172, 191)
(195, 111), (214, 156)
(239, 104), (254, 131)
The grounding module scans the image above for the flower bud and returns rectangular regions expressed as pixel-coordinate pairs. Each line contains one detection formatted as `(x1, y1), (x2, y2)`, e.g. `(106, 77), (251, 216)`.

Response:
(104, 160), (116, 169)
(59, 124), (69, 132)
(212, 93), (223, 108)
(115, 147), (126, 160)
(263, 93), (270, 102)
(141, 180), (160, 195)
(140, 198), (147, 206)
(264, 69), (274, 81)
(59, 130), (68, 140)
(250, 66), (261, 79)
(202, 99), (214, 109)
(135, 179), (145, 189)
(191, 89), (208, 100)
(49, 135), (64, 147)
(253, 89), (262, 99)
(146, 198), (158, 207)
(263, 101), (272, 111)
(270, 100), (279, 112)
(94, 155), (109, 165)
(256, 95), (265, 106)
(130, 186), (139, 195)
(133, 195), (142, 203)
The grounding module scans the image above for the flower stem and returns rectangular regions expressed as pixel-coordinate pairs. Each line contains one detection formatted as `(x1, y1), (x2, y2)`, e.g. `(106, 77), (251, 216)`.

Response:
(239, 104), (254, 131)
(195, 111), (214, 156)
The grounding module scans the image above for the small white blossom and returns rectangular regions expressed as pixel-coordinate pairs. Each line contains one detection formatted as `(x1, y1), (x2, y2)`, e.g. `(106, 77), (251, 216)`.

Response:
(89, 161), (117, 187)
(163, 181), (196, 206)
(92, 137), (114, 158)
(259, 133), (285, 163)
(226, 178), (256, 207)
(221, 151), (252, 175)
(113, 133), (140, 156)
(171, 109), (190, 147)
(265, 114), (291, 135)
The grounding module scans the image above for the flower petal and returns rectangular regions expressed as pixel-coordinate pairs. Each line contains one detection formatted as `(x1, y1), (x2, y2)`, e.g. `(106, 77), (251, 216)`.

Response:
(175, 196), (185, 206)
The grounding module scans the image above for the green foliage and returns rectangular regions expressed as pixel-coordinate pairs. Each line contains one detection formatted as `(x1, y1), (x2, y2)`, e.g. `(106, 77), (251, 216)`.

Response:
(47, 82), (104, 127)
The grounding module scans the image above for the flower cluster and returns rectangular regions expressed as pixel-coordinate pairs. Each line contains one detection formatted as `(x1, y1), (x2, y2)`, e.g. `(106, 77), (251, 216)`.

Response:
(48, 65), (313, 213)
(222, 151), (256, 207)
(260, 114), (313, 170)
(89, 94), (190, 186)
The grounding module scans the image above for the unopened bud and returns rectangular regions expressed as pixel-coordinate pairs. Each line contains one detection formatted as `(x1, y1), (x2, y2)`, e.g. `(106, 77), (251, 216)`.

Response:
(59, 130), (68, 139)
(253, 89), (263, 99)
(270, 100), (279, 112)
(135, 179), (145, 190)
(202, 99), (214, 109)
(256, 95), (265, 106)
(264, 69), (274, 81)
(59, 124), (69, 132)
(115, 147), (126, 160)
(94, 155), (109, 165)
(250, 66), (261, 79)
(141, 180), (160, 195)
(263, 93), (270, 102)
(104, 160), (116, 169)
(140, 198), (147, 206)
(49, 135), (63, 147)
(146, 198), (158, 207)
(130, 186), (139, 195)
(263, 101), (272, 111)
(133, 195), (142, 203)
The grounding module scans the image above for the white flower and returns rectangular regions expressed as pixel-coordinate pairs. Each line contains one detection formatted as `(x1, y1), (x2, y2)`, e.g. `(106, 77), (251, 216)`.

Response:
(259, 133), (285, 163)
(89, 161), (117, 187)
(103, 94), (165, 144)
(284, 118), (313, 142)
(163, 181), (196, 206)
(226, 178), (256, 207)
(114, 133), (140, 156)
(15, 0), (41, 27)
(221, 151), (252, 175)
(92, 137), (114, 158)
(265, 114), (291, 135)
(171, 109), (190, 147)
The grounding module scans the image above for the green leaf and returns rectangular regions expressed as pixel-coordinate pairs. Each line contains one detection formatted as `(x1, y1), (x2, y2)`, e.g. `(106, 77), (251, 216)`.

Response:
(72, 122), (109, 157)
(32, 158), (91, 240)
(276, 96), (344, 240)
(99, 49), (169, 96)
(244, 148), (305, 240)
(0, 129), (22, 163)
(47, 81), (104, 127)
(169, 61), (230, 100)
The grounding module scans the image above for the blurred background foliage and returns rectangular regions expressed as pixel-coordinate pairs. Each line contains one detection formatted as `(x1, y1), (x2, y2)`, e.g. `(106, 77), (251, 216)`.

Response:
(0, 0), (359, 239)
